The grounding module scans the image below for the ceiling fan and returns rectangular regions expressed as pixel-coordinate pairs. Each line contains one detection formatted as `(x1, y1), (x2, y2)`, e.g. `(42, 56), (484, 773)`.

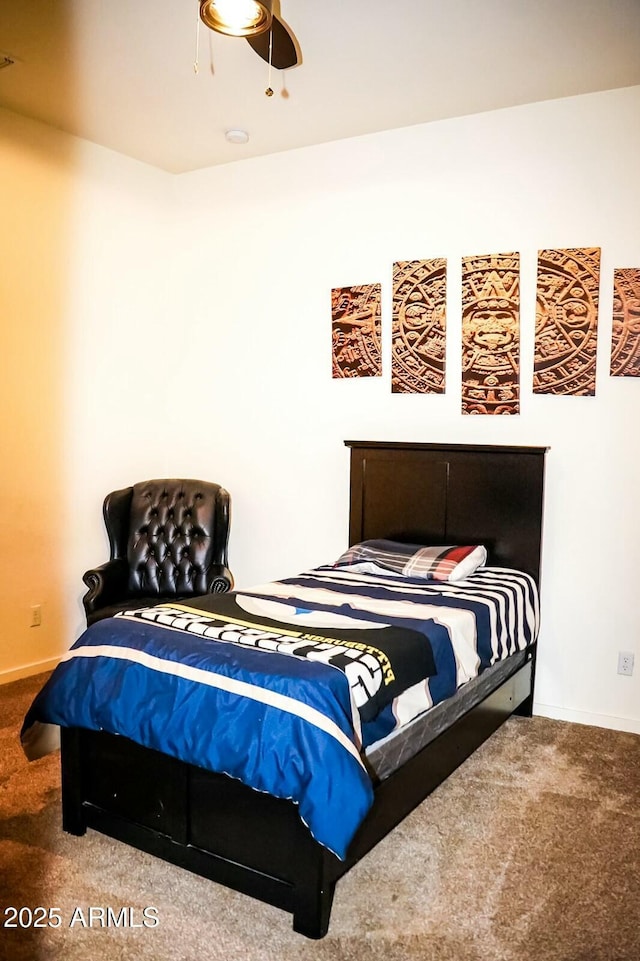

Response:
(198, 0), (301, 71)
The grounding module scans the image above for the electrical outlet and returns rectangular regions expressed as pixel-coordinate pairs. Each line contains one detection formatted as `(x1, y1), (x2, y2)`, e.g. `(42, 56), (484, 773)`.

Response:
(30, 604), (42, 628)
(617, 651), (634, 676)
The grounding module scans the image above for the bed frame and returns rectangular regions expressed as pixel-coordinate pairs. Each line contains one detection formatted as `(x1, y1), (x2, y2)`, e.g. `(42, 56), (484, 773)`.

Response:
(60, 441), (547, 938)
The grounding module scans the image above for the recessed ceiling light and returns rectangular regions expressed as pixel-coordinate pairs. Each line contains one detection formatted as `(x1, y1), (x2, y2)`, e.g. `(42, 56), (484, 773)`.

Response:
(225, 129), (250, 145)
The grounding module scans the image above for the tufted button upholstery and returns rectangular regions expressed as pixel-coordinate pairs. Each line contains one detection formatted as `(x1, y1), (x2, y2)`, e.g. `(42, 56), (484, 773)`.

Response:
(82, 478), (233, 626)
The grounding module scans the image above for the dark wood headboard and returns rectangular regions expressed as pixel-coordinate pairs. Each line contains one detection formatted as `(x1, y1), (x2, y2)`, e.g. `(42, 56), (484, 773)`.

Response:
(345, 442), (548, 583)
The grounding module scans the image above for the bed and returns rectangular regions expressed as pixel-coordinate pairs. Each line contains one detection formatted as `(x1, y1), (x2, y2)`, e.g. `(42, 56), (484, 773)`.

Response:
(22, 441), (547, 939)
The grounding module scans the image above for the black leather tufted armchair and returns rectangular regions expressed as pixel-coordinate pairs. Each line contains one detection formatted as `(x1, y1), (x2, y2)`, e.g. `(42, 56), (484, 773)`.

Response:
(82, 478), (233, 626)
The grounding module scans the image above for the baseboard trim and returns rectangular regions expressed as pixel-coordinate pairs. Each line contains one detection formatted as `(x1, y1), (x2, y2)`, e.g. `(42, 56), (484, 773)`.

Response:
(0, 656), (61, 686)
(534, 701), (640, 736)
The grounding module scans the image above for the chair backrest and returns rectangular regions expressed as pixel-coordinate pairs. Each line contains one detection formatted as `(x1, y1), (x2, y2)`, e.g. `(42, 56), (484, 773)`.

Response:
(121, 479), (229, 597)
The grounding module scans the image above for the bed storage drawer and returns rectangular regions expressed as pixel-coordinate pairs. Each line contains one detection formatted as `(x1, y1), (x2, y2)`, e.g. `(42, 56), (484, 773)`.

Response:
(80, 730), (188, 841)
(189, 767), (317, 879)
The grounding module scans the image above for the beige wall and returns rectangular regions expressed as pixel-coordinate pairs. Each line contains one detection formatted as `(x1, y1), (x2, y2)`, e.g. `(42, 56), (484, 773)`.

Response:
(0, 107), (172, 681)
(0, 112), (73, 679)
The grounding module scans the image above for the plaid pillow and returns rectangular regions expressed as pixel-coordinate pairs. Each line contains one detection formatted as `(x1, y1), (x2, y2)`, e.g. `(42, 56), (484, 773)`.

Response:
(334, 539), (487, 582)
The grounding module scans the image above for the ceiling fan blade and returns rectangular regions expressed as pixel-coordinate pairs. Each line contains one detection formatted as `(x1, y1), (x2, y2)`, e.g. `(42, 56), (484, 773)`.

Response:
(246, 15), (300, 70)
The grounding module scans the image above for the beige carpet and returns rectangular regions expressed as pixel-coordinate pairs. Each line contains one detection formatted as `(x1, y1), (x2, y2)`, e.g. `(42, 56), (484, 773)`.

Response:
(1, 672), (639, 961)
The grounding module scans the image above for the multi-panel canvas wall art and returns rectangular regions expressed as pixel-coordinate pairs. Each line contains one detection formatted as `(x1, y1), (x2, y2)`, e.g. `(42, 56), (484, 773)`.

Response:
(333, 248), (636, 399)
(461, 252), (520, 415)
(391, 259), (447, 394)
(610, 268), (640, 377)
(533, 247), (601, 396)
(331, 283), (382, 378)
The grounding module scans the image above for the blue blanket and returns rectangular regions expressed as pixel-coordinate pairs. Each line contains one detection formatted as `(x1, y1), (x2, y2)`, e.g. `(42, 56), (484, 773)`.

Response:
(21, 566), (538, 859)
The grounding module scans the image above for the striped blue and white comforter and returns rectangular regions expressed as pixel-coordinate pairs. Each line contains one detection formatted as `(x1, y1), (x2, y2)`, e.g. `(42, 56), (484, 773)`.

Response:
(21, 565), (538, 859)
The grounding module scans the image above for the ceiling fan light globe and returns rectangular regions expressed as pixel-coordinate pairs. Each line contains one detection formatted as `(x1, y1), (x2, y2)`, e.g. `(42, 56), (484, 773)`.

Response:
(199, 0), (273, 38)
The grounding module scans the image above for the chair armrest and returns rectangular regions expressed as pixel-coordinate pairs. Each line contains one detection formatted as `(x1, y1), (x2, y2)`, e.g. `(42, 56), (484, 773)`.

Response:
(206, 564), (234, 594)
(82, 558), (129, 619)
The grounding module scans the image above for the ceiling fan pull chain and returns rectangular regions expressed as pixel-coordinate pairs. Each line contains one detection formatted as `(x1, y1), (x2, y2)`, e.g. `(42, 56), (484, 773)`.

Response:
(194, 1), (201, 74)
(265, 28), (274, 96)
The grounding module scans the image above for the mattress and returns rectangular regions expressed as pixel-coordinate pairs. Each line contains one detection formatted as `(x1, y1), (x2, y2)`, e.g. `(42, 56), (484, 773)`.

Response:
(364, 648), (529, 781)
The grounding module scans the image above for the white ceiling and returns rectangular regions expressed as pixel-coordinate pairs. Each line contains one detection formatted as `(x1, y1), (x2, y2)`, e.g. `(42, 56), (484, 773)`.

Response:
(1, 0), (639, 174)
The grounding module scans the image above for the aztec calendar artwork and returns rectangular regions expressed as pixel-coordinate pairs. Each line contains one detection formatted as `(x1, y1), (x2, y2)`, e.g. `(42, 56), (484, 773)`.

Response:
(331, 283), (382, 378)
(610, 268), (640, 377)
(391, 259), (447, 394)
(533, 247), (601, 396)
(332, 247), (637, 402)
(461, 252), (520, 415)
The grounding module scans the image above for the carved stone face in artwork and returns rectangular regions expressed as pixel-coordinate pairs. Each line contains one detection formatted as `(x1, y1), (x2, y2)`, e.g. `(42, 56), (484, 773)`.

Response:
(461, 254), (521, 416)
(466, 300), (518, 352)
